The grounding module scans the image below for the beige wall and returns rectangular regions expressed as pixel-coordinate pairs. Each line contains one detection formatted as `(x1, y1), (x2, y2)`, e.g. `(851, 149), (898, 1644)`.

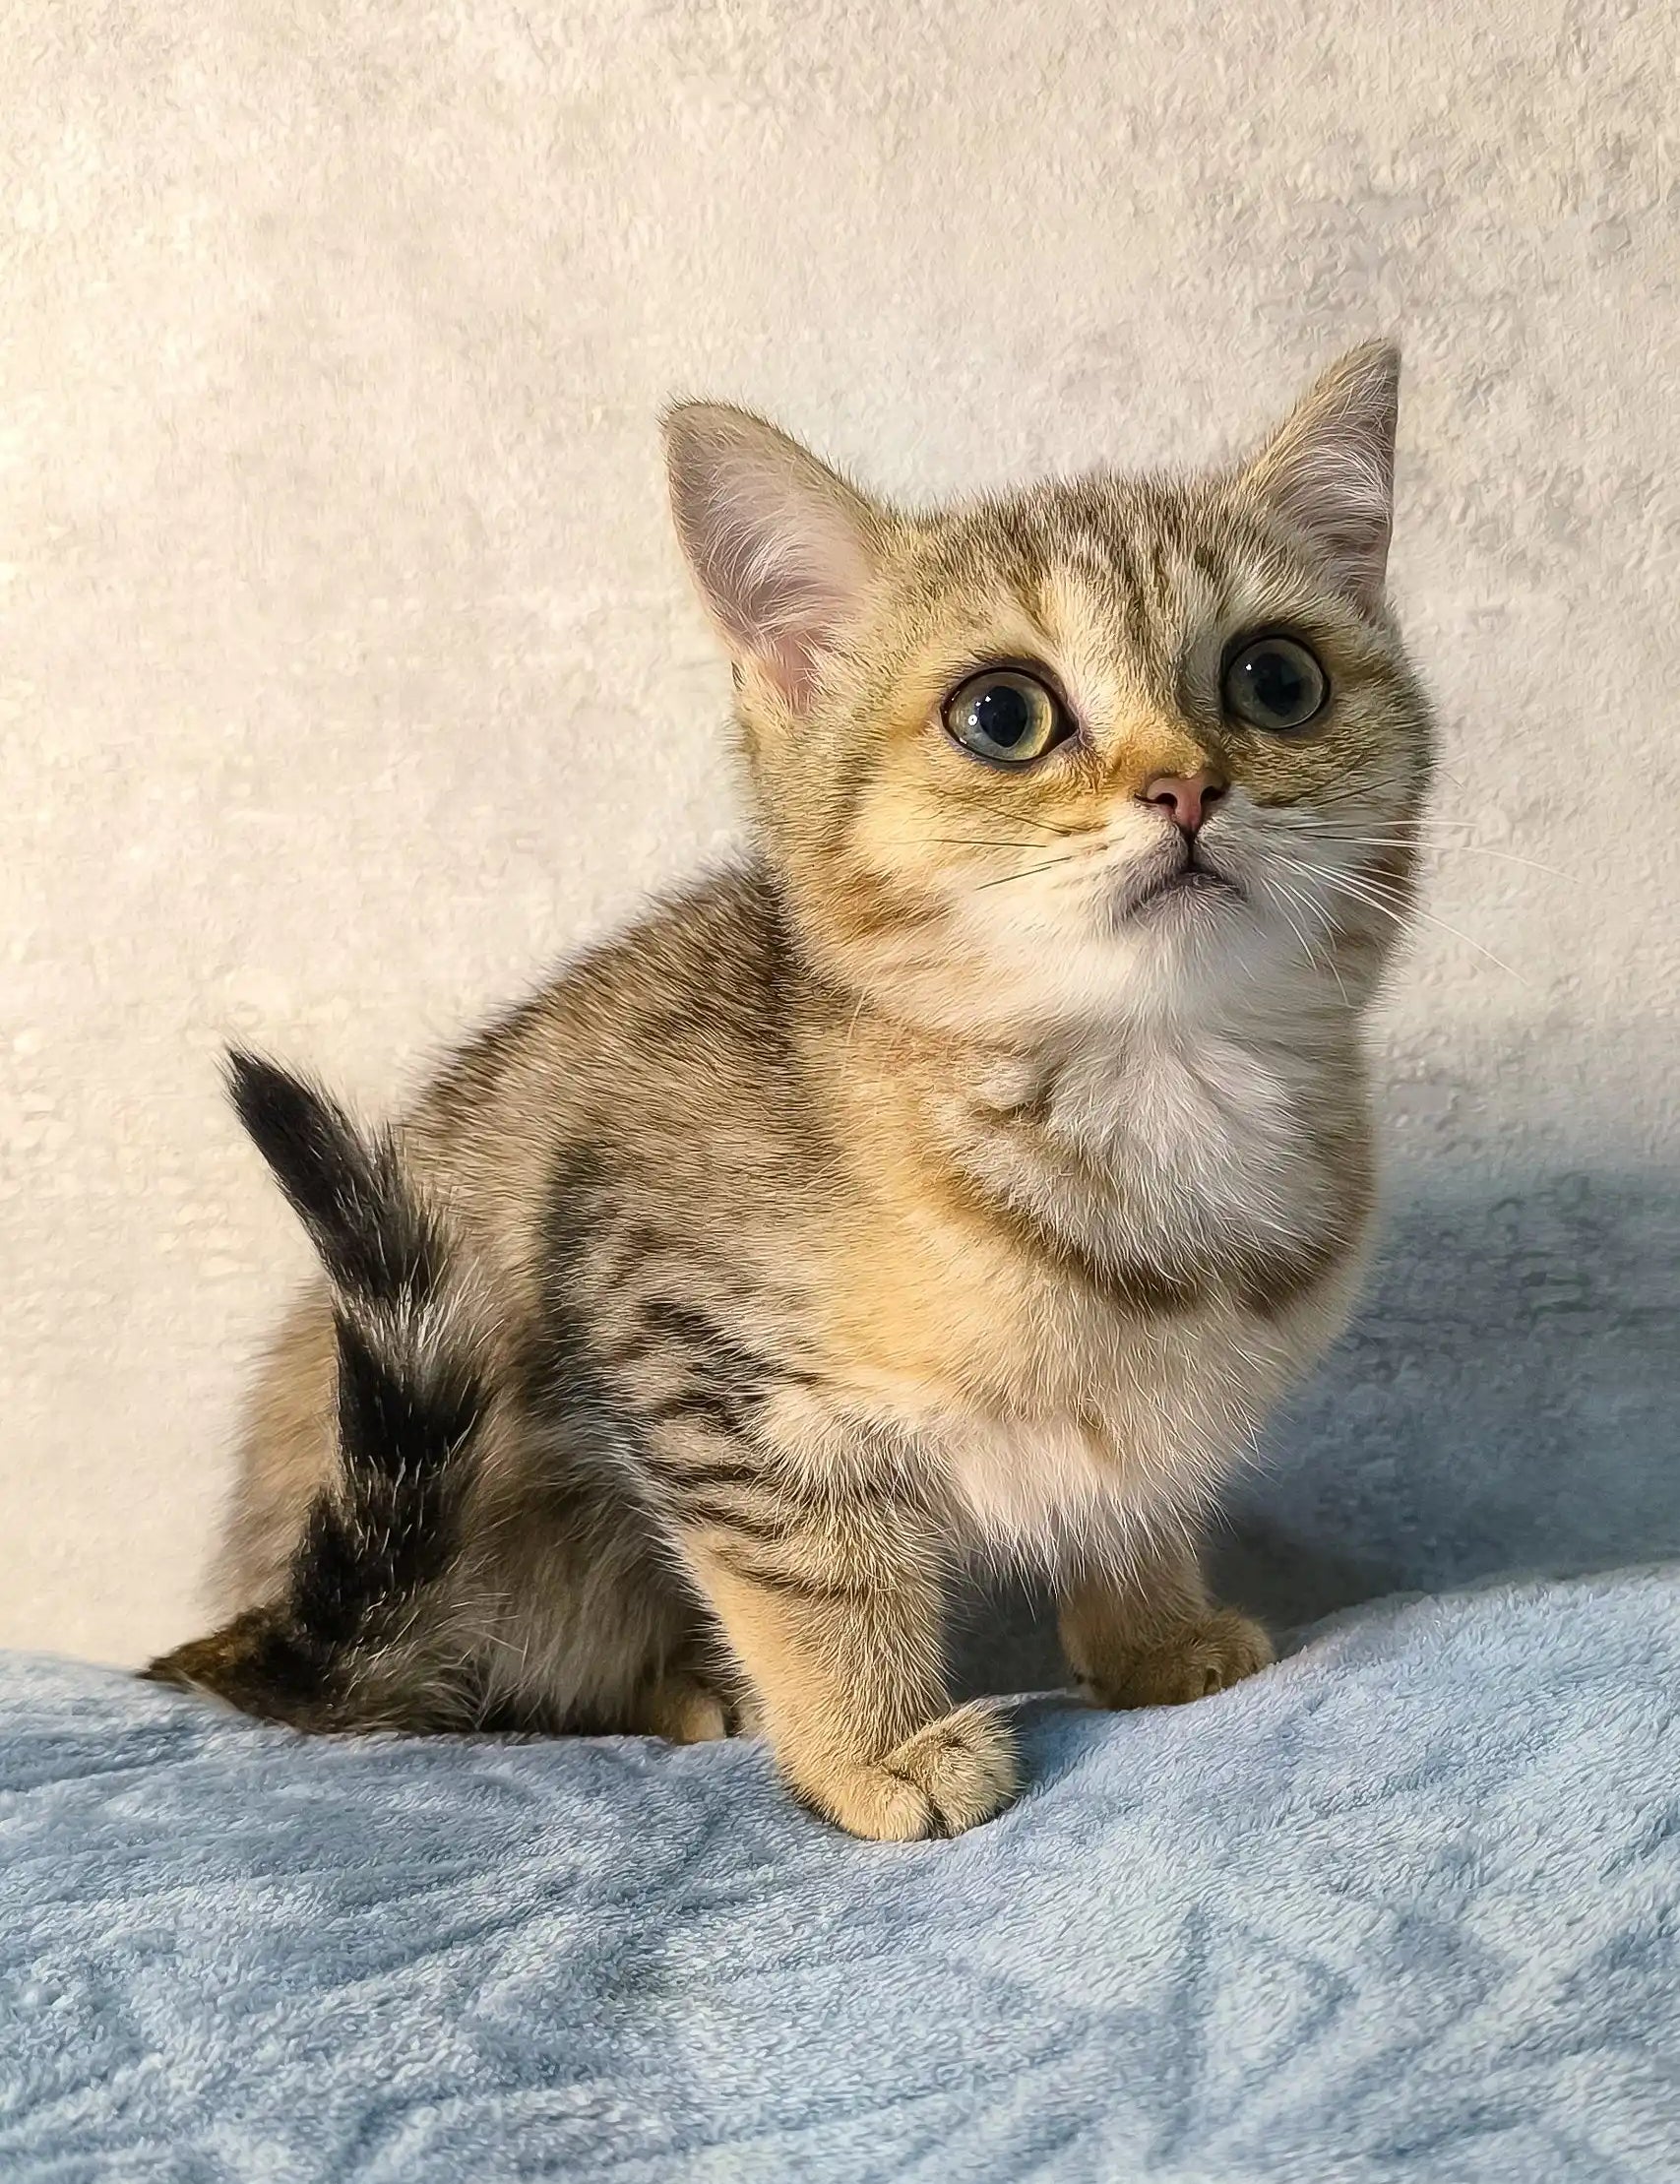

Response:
(4, 1), (1675, 1665)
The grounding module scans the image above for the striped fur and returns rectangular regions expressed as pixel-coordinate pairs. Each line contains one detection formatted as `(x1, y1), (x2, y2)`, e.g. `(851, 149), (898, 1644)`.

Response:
(155, 347), (1432, 1835)
(147, 1058), (490, 1728)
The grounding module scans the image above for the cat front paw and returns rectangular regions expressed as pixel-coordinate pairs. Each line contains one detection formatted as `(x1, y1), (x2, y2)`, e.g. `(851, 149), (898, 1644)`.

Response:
(787, 1704), (1019, 1841)
(1081, 1608), (1273, 1710)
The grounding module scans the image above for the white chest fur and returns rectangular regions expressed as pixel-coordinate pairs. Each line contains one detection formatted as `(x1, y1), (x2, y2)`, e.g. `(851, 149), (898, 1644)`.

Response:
(930, 1022), (1358, 1567)
(930, 1300), (1289, 1567)
(1042, 1028), (1329, 1268)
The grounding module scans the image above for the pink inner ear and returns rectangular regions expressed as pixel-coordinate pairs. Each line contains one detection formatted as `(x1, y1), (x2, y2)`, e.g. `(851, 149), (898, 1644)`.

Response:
(758, 629), (829, 710)
(721, 516), (860, 706)
(665, 406), (880, 710)
(710, 497), (876, 706)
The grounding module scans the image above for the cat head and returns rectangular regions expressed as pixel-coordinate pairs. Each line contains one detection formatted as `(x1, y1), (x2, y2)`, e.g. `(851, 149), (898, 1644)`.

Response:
(664, 345), (1433, 1039)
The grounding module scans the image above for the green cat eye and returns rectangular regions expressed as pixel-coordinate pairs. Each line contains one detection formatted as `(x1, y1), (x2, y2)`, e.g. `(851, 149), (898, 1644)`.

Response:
(1222, 635), (1328, 732)
(943, 669), (1071, 766)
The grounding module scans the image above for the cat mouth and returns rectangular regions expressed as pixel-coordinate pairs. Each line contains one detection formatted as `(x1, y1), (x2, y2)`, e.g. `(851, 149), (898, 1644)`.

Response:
(1121, 854), (1243, 919)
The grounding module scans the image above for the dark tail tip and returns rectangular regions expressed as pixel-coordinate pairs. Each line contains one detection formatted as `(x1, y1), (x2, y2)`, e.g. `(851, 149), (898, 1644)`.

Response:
(223, 1049), (436, 1306)
(143, 1609), (333, 1727)
(224, 1048), (361, 1236)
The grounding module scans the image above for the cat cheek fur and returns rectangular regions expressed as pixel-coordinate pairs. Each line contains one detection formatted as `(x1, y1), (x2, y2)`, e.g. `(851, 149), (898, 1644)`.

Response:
(151, 344), (1430, 1841)
(754, 632), (1424, 1041)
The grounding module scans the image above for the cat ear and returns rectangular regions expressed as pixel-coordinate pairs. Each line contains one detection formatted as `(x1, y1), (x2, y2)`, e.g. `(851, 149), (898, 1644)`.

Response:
(1243, 343), (1400, 608)
(663, 405), (883, 709)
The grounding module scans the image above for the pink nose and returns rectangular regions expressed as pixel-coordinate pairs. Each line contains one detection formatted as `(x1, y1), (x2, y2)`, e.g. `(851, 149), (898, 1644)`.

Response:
(1142, 771), (1226, 834)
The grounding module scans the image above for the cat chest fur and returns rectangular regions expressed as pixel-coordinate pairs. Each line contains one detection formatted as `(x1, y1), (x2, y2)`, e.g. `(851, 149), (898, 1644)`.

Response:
(843, 1029), (1367, 1559)
(946, 1021), (1365, 1309)
(1034, 1028), (1357, 1279)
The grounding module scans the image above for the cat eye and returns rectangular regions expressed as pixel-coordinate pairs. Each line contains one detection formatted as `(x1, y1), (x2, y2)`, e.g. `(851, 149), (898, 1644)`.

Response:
(1222, 635), (1328, 732)
(942, 669), (1072, 767)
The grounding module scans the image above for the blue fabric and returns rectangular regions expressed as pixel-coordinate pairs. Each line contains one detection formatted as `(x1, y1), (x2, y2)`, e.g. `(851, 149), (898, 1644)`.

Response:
(4, 1573), (1678, 2180)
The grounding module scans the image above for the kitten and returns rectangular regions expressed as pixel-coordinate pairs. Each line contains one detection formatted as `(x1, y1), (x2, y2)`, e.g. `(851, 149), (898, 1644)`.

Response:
(149, 343), (1432, 1841)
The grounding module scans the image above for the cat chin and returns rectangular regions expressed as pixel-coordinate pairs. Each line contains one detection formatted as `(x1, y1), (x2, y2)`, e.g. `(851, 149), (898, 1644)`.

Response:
(1103, 864), (1245, 928)
(929, 916), (1319, 1043)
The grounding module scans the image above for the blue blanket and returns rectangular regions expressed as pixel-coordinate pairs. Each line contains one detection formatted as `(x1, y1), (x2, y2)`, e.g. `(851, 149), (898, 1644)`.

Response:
(4, 1572), (1677, 2181)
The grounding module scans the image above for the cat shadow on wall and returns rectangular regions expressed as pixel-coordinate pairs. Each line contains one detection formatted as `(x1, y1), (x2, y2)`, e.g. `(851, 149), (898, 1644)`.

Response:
(954, 1165), (1680, 1699)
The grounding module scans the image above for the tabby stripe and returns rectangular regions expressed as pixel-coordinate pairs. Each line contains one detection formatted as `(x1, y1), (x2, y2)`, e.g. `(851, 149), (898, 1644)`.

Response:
(675, 1495), (798, 1543)
(648, 1453), (771, 1492)
(705, 1546), (871, 1601)
(642, 1387), (758, 1441)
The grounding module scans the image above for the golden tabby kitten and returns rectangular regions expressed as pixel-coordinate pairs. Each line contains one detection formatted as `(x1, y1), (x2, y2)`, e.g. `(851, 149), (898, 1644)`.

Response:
(150, 344), (1431, 1841)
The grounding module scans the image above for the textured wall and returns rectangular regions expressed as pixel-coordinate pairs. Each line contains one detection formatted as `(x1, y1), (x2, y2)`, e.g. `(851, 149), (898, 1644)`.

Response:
(4, 1), (1675, 1667)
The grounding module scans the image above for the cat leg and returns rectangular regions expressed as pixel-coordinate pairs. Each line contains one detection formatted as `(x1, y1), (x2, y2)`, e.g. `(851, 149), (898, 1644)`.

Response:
(625, 1672), (733, 1744)
(1058, 1529), (1272, 1709)
(673, 1493), (1017, 1841)
(615, 1634), (744, 1744)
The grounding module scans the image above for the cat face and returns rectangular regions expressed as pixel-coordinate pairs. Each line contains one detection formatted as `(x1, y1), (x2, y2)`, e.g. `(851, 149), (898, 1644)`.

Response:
(666, 347), (1433, 1037)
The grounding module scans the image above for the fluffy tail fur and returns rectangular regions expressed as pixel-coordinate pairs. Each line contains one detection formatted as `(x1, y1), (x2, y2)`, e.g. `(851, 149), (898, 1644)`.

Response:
(145, 1054), (489, 1726)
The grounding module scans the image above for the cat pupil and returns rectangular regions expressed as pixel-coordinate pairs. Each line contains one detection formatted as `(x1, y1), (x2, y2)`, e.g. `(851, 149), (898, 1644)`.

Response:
(1253, 648), (1305, 716)
(976, 684), (1030, 746)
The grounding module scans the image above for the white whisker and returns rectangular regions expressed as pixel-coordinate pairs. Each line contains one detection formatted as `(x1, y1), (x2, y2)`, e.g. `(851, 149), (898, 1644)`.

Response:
(1265, 848), (1531, 987)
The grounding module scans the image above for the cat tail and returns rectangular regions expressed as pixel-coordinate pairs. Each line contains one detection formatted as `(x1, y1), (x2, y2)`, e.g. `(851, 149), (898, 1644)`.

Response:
(144, 1054), (491, 1727)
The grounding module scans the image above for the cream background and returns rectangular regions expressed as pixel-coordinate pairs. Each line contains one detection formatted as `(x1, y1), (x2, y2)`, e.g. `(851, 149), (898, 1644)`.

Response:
(3, 1), (1675, 1666)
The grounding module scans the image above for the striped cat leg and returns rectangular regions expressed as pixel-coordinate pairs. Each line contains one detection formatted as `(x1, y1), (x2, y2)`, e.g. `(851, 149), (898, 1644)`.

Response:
(687, 1531), (1016, 1840)
(649, 1413), (1013, 1841)
(622, 1319), (1019, 1838)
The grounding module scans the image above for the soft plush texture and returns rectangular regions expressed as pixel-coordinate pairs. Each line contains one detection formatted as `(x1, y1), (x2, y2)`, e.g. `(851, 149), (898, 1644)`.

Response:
(4, 1574), (1677, 2180)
